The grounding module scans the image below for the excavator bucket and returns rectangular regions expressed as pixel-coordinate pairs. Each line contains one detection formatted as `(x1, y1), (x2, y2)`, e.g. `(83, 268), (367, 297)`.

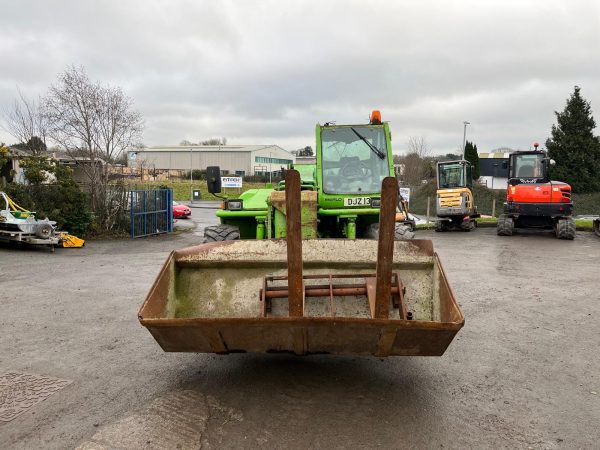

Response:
(138, 173), (464, 356)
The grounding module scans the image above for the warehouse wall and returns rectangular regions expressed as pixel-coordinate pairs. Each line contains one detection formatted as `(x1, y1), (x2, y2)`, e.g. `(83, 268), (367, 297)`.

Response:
(129, 145), (295, 176)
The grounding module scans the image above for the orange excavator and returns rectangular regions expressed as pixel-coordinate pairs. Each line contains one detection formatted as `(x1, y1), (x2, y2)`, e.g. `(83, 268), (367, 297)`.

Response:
(497, 143), (575, 239)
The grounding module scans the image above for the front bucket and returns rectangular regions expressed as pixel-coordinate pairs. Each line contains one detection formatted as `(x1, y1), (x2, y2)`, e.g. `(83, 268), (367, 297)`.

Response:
(138, 239), (464, 356)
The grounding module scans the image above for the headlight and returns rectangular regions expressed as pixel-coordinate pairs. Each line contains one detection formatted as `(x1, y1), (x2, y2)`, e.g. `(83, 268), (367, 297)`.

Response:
(226, 199), (243, 210)
(370, 198), (381, 208)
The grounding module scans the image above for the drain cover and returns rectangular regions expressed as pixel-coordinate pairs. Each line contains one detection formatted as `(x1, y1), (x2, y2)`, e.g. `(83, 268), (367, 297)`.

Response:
(0, 372), (72, 422)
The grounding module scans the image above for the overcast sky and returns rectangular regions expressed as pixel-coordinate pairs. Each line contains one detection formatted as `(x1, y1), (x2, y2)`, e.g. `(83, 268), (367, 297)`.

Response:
(1, 0), (599, 154)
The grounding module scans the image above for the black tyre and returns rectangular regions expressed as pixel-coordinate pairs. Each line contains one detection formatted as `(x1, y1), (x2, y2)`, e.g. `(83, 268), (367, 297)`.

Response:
(435, 220), (446, 232)
(364, 223), (415, 240)
(593, 219), (600, 238)
(35, 223), (54, 239)
(204, 224), (240, 242)
(460, 220), (475, 232)
(497, 215), (514, 236)
(556, 218), (575, 240)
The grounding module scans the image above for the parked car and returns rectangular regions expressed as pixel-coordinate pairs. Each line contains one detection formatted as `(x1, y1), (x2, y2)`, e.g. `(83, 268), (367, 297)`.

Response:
(172, 201), (191, 219)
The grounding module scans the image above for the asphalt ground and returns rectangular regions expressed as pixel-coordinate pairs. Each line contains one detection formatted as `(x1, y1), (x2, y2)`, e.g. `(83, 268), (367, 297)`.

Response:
(1, 219), (599, 449)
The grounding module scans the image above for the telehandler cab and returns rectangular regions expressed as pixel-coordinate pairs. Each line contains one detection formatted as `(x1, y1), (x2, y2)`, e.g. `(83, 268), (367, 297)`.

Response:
(435, 160), (479, 231)
(497, 143), (575, 239)
(203, 111), (415, 242)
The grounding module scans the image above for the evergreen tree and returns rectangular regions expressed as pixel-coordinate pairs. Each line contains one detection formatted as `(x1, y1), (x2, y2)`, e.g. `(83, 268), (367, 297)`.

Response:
(546, 86), (600, 193)
(463, 140), (480, 179)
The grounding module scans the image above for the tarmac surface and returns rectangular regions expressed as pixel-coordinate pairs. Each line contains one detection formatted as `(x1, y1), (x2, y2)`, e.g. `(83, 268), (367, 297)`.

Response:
(1, 220), (599, 449)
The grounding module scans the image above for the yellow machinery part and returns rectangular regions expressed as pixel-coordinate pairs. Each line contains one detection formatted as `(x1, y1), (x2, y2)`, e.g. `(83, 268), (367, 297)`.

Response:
(437, 187), (473, 208)
(59, 233), (85, 248)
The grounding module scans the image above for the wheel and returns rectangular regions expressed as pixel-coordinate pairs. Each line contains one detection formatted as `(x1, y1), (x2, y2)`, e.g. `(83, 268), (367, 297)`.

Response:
(435, 220), (446, 232)
(460, 219), (475, 232)
(497, 215), (513, 236)
(35, 223), (54, 239)
(395, 224), (415, 240)
(203, 224), (240, 242)
(593, 219), (600, 238)
(364, 223), (415, 240)
(556, 218), (575, 240)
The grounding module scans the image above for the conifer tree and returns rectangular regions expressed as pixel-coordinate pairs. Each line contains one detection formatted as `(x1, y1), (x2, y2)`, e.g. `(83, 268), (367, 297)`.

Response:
(546, 86), (600, 192)
(463, 140), (480, 179)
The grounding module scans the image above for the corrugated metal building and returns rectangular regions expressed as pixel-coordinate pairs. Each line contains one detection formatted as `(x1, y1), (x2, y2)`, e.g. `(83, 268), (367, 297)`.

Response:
(128, 145), (294, 176)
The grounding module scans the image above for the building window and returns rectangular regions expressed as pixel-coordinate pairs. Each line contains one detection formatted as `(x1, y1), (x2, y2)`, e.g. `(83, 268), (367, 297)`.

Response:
(255, 156), (293, 165)
(235, 170), (245, 176)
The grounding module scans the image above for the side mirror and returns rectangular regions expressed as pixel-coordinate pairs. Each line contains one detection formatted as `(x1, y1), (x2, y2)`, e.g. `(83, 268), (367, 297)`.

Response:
(501, 161), (508, 170)
(206, 166), (222, 194)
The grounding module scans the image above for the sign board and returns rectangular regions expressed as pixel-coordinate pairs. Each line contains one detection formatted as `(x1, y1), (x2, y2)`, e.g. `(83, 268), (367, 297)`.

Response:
(129, 152), (137, 161)
(399, 187), (411, 204)
(221, 176), (243, 188)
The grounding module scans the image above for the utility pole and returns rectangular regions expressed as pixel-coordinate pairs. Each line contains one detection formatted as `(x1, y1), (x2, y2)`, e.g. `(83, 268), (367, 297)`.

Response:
(462, 121), (470, 159)
(190, 147), (193, 202)
(269, 151), (273, 184)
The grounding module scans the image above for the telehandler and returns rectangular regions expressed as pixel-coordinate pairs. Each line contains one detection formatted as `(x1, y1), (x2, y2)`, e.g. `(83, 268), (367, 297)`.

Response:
(203, 111), (415, 242)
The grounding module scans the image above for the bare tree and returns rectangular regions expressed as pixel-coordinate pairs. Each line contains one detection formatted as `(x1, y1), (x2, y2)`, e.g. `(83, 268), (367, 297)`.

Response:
(94, 85), (144, 163)
(42, 66), (144, 231)
(406, 136), (430, 158)
(2, 89), (48, 154)
(397, 136), (432, 185)
(200, 137), (227, 145)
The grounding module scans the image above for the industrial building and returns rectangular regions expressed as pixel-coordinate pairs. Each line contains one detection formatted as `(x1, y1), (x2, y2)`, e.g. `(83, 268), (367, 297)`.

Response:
(128, 145), (294, 177)
(479, 148), (512, 190)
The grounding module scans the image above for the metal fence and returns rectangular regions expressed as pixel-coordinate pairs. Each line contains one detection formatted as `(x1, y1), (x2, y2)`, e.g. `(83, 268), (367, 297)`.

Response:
(130, 189), (173, 238)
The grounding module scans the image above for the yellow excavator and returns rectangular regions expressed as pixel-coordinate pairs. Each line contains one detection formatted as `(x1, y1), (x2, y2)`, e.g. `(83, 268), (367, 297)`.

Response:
(435, 160), (479, 232)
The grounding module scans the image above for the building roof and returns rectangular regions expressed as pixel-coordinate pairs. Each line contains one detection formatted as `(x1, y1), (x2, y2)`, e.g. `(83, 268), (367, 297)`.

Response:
(479, 152), (511, 159)
(141, 144), (288, 153)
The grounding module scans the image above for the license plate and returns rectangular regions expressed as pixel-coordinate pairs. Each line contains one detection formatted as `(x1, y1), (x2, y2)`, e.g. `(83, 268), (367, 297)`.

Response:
(344, 197), (371, 207)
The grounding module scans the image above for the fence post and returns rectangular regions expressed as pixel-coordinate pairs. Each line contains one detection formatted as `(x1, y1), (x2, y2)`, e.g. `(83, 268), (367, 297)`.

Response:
(426, 197), (431, 225)
(491, 198), (496, 218)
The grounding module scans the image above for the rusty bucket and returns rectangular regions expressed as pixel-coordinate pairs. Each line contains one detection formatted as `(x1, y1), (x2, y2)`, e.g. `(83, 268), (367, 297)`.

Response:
(138, 173), (464, 356)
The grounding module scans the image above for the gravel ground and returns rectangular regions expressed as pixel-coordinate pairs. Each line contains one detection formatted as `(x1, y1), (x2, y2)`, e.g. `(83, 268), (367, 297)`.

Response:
(1, 224), (599, 449)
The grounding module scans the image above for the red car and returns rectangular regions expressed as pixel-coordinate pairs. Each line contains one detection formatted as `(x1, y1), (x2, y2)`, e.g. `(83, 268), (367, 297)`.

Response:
(172, 201), (191, 219)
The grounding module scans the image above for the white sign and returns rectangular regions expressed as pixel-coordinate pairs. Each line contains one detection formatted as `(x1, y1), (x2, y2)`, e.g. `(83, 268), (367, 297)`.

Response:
(129, 152), (137, 161)
(399, 187), (411, 204)
(344, 197), (371, 207)
(221, 176), (243, 188)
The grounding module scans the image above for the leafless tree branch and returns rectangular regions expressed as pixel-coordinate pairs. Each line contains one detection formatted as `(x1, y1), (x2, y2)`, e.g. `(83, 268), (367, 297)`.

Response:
(1, 89), (48, 154)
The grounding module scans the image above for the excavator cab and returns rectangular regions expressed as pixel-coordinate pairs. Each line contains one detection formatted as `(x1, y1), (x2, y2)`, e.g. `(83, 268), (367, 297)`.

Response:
(509, 152), (550, 181)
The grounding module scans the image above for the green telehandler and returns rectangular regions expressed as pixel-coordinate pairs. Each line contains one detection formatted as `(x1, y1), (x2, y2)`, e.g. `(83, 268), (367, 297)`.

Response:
(203, 111), (415, 241)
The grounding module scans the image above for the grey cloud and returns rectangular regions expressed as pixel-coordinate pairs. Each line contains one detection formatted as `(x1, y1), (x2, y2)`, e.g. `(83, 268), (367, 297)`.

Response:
(1, 0), (599, 153)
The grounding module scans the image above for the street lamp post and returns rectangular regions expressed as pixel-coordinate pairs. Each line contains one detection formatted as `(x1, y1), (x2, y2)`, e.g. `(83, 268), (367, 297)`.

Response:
(190, 147), (193, 203)
(269, 152), (272, 184)
(462, 121), (470, 159)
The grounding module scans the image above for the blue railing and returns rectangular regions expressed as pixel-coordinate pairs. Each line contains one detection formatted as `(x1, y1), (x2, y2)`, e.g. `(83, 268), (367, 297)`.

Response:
(130, 189), (173, 238)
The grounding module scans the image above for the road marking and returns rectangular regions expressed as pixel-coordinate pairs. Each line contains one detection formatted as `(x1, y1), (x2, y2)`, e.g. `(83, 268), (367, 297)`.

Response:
(0, 372), (72, 422)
